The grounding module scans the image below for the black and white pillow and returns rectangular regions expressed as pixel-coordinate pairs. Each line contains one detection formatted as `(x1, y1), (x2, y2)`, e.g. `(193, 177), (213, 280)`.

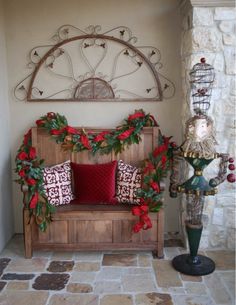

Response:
(116, 160), (142, 205)
(43, 160), (74, 206)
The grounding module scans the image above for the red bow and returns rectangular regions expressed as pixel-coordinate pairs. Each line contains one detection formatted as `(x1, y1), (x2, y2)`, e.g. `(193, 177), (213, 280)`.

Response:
(132, 204), (152, 233)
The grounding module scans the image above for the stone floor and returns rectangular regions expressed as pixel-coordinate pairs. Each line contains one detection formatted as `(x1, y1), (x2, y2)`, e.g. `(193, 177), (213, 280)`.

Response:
(0, 235), (234, 305)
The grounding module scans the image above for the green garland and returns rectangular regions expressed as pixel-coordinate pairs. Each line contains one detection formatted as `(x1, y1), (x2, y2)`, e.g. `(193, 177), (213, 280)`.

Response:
(15, 110), (174, 232)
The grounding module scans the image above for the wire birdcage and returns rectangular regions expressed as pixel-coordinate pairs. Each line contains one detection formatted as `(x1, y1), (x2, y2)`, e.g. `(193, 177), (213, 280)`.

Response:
(189, 58), (215, 115)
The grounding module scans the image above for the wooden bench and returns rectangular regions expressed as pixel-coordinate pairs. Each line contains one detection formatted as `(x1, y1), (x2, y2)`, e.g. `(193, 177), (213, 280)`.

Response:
(23, 126), (164, 258)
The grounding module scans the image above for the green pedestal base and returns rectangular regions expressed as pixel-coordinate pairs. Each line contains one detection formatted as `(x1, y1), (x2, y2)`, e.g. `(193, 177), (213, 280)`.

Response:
(172, 254), (215, 276)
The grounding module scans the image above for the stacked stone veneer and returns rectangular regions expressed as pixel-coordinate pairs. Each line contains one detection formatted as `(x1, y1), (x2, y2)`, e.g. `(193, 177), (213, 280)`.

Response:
(181, 6), (236, 250)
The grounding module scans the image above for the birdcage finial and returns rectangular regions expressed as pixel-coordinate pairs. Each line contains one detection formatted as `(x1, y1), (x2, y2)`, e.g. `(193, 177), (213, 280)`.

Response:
(190, 58), (215, 115)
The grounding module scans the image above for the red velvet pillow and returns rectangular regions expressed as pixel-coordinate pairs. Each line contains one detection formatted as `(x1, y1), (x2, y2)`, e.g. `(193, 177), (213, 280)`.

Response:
(71, 161), (117, 204)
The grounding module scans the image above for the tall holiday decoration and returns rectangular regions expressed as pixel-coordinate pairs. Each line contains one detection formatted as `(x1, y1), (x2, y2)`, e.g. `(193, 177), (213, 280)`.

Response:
(169, 58), (235, 276)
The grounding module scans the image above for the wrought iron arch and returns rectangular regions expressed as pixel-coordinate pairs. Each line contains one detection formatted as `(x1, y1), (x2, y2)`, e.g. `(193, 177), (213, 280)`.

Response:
(15, 25), (175, 102)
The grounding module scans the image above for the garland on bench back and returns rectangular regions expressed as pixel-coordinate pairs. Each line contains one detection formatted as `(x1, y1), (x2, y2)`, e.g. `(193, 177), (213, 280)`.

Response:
(15, 110), (175, 233)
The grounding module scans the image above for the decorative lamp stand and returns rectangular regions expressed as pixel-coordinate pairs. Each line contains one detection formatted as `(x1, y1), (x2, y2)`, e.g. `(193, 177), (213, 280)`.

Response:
(169, 58), (235, 276)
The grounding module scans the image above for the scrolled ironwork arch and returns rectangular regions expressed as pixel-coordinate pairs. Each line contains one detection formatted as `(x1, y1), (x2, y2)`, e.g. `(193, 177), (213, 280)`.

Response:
(14, 25), (175, 102)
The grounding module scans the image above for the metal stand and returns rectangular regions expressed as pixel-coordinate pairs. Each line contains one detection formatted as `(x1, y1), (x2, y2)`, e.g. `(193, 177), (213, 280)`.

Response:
(172, 223), (215, 276)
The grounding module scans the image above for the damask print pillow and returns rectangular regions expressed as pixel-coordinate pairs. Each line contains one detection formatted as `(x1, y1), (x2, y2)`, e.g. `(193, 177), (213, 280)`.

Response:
(116, 160), (142, 205)
(43, 160), (74, 206)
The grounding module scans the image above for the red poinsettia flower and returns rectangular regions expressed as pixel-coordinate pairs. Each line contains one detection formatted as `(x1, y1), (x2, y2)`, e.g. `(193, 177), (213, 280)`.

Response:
(36, 119), (45, 127)
(117, 127), (135, 141)
(50, 129), (64, 136)
(161, 155), (167, 168)
(153, 144), (167, 158)
(80, 134), (91, 149)
(23, 129), (32, 145)
(29, 147), (36, 159)
(128, 112), (145, 121)
(26, 178), (37, 186)
(150, 181), (160, 193)
(19, 169), (26, 177)
(29, 192), (39, 209)
(93, 131), (110, 142)
(66, 126), (78, 134)
(17, 151), (28, 161)
(47, 112), (56, 119)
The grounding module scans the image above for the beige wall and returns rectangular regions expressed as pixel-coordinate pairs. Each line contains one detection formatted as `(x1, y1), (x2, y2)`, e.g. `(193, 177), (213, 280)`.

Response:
(0, 0), (14, 251)
(3, 0), (183, 233)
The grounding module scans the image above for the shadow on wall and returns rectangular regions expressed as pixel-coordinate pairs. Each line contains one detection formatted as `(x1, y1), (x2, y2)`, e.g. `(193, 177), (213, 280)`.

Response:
(0, 154), (14, 252)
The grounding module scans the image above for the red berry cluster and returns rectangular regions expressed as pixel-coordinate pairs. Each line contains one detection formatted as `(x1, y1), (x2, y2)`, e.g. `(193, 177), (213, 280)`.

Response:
(227, 157), (236, 183)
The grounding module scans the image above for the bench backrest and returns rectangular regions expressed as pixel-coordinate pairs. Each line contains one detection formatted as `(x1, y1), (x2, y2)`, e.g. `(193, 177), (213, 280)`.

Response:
(31, 126), (159, 166)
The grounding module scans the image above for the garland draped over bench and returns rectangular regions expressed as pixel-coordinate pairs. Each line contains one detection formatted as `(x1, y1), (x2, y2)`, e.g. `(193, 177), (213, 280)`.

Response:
(15, 110), (174, 232)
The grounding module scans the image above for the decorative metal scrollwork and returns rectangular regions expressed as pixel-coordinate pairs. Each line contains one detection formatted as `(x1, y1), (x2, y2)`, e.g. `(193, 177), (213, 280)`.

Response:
(14, 25), (175, 102)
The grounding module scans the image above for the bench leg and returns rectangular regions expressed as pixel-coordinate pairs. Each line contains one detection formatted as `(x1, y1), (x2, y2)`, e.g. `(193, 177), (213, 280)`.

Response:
(152, 250), (164, 259)
(23, 208), (33, 258)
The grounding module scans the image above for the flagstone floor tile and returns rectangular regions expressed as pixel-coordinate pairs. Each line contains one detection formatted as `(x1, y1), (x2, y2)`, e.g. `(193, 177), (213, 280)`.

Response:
(66, 283), (93, 293)
(70, 271), (97, 283)
(6, 258), (48, 272)
(206, 251), (235, 270)
(0, 235), (234, 305)
(122, 274), (156, 292)
(184, 282), (208, 295)
(47, 260), (74, 272)
(6, 281), (29, 290)
(48, 293), (99, 305)
(32, 273), (70, 290)
(135, 292), (173, 305)
(180, 273), (202, 282)
(204, 273), (233, 304)
(95, 267), (124, 280)
(74, 262), (100, 272)
(102, 254), (137, 266)
(2, 273), (35, 280)
(0, 281), (6, 292)
(0, 291), (49, 305)
(219, 271), (235, 300)
(172, 295), (215, 305)
(94, 281), (122, 294)
(100, 294), (133, 305)
(152, 259), (182, 288)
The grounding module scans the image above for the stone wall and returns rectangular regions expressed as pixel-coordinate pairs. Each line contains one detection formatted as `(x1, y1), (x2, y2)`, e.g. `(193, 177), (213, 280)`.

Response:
(180, 5), (236, 249)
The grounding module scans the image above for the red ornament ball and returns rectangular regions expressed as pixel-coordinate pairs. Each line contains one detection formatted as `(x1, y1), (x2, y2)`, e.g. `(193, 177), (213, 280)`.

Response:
(228, 157), (234, 163)
(228, 164), (235, 171)
(200, 58), (206, 63)
(227, 173), (236, 183)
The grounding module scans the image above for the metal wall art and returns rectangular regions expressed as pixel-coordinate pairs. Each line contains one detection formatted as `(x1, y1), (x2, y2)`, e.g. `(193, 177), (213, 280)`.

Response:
(14, 25), (175, 102)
